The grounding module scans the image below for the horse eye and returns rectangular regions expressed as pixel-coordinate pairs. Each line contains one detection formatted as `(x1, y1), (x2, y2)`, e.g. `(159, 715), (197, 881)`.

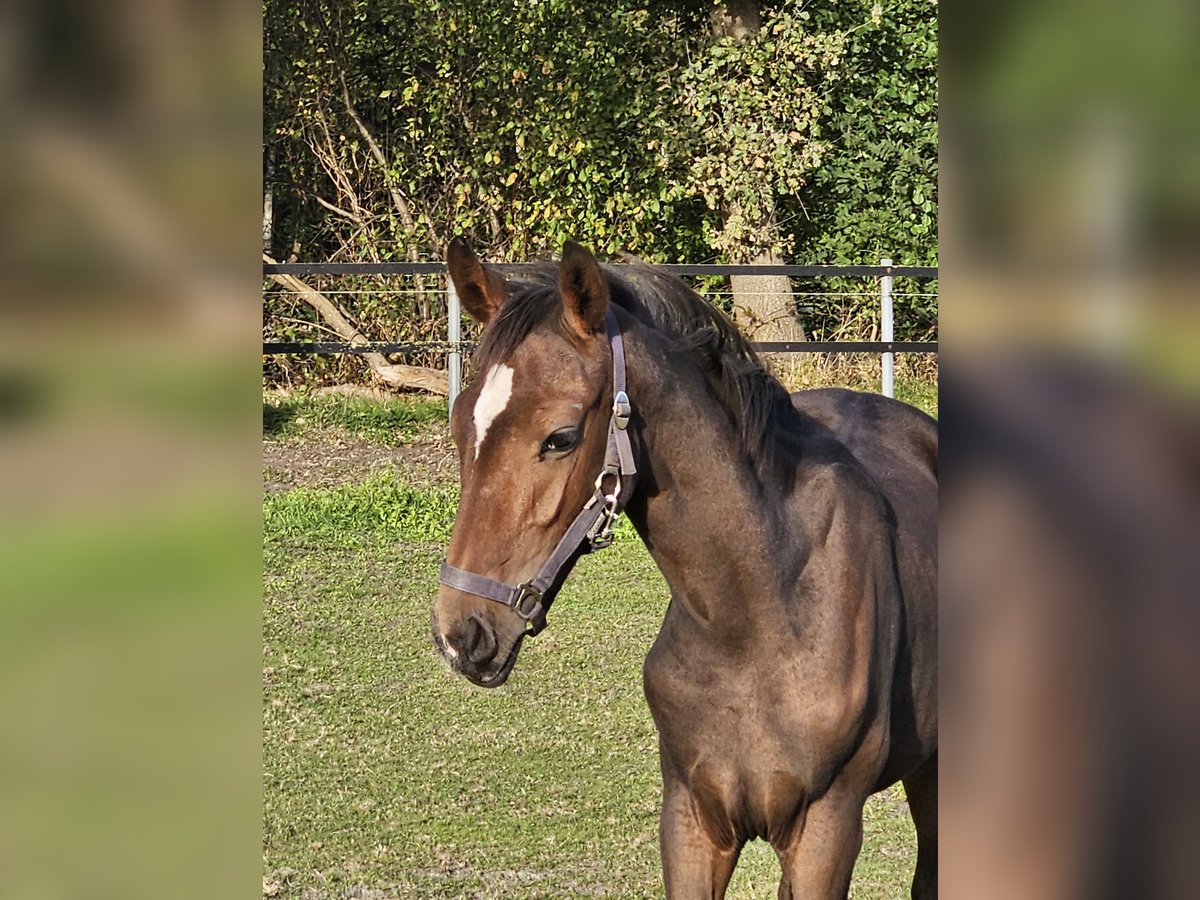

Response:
(541, 428), (579, 456)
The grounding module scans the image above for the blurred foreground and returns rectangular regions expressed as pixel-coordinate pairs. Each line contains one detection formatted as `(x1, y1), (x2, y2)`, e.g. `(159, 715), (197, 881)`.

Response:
(0, 2), (261, 898)
(941, 0), (1200, 896)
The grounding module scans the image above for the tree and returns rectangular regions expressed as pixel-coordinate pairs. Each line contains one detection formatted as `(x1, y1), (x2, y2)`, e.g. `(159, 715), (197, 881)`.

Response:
(263, 0), (707, 387)
(783, 0), (938, 338)
(262, 0), (938, 388)
(676, 1), (848, 350)
(263, 0), (707, 264)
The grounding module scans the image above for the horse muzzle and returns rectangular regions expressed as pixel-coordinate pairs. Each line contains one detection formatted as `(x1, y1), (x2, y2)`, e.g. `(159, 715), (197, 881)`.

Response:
(431, 607), (525, 688)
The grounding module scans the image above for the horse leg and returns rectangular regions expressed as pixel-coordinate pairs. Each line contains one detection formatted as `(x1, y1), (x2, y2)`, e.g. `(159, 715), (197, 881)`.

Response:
(902, 753), (938, 900)
(774, 788), (864, 900)
(659, 778), (741, 899)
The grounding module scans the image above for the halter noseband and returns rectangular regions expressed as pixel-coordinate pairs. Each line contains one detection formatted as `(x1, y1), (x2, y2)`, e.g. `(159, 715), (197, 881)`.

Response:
(438, 309), (638, 636)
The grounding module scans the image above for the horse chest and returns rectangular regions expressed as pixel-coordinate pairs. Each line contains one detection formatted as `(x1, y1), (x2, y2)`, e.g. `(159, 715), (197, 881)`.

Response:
(649, 677), (813, 843)
(643, 649), (834, 836)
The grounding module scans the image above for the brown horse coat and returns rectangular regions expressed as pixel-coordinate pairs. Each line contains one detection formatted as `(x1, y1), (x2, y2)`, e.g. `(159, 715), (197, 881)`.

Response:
(433, 240), (937, 899)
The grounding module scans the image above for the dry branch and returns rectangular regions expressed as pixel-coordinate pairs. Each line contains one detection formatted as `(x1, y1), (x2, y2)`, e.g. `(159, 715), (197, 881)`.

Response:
(336, 73), (428, 304)
(314, 195), (365, 225)
(263, 253), (449, 396)
(339, 74), (415, 232)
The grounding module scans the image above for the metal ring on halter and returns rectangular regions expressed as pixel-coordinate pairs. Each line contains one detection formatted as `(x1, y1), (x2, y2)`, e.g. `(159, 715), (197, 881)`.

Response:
(512, 583), (544, 621)
(586, 469), (623, 549)
(595, 468), (622, 507)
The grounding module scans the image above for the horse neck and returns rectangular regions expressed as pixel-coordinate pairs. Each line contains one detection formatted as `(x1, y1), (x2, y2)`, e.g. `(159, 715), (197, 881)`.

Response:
(622, 325), (791, 642)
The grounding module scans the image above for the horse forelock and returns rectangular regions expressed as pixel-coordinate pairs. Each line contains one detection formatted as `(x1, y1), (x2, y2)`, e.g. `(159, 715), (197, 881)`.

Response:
(473, 265), (564, 374)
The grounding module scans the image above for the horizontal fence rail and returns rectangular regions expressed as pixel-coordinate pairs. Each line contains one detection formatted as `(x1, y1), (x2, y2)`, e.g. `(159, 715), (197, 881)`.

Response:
(263, 342), (464, 355)
(262, 340), (937, 355)
(263, 260), (937, 404)
(264, 261), (938, 279)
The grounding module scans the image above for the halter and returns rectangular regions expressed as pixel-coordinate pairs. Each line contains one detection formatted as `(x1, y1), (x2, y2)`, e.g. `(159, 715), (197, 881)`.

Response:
(438, 309), (638, 636)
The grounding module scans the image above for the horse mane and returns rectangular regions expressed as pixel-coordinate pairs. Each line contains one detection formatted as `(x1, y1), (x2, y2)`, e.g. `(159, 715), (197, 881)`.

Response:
(474, 259), (803, 483)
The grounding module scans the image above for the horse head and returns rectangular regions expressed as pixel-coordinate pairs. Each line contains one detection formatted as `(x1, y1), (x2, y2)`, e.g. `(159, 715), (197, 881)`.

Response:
(432, 238), (623, 686)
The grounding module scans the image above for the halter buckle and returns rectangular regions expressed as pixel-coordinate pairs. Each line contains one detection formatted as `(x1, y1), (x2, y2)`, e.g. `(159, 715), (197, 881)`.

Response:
(512, 583), (544, 621)
(588, 522), (616, 551)
(612, 391), (631, 430)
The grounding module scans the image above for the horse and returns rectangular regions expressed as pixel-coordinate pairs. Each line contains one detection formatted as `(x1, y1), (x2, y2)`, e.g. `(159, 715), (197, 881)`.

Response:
(431, 238), (937, 899)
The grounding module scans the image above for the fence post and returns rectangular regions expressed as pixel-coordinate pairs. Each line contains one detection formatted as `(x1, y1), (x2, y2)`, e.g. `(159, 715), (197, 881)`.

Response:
(447, 273), (461, 415)
(880, 257), (894, 399)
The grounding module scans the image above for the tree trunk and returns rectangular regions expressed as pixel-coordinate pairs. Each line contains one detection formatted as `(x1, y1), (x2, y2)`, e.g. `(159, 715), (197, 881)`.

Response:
(728, 249), (806, 344)
(262, 145), (275, 253)
(711, 1), (806, 375)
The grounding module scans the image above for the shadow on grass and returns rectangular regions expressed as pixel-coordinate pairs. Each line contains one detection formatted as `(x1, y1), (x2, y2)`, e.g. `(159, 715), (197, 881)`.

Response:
(0, 371), (44, 425)
(263, 392), (451, 444)
(263, 399), (299, 436)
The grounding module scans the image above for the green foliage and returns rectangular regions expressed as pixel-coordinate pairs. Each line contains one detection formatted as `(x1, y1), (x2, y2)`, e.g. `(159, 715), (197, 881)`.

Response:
(263, 0), (937, 383)
(678, 8), (847, 259)
(757, 0), (940, 338)
(264, 0), (935, 265)
(786, 0), (938, 268)
(264, 0), (707, 263)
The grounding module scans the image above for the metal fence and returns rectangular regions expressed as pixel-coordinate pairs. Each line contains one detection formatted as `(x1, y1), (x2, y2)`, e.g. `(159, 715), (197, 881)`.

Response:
(263, 260), (937, 407)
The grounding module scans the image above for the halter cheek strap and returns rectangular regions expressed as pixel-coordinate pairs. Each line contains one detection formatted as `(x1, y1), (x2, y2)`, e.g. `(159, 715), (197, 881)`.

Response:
(439, 309), (638, 636)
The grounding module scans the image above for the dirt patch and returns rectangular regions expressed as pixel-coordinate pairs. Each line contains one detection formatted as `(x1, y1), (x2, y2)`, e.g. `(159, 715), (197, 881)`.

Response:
(263, 432), (458, 492)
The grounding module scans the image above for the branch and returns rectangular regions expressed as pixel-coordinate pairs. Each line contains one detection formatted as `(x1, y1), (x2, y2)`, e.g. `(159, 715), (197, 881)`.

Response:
(263, 253), (449, 395)
(339, 73), (416, 231)
(313, 194), (365, 225)
(307, 107), (369, 221)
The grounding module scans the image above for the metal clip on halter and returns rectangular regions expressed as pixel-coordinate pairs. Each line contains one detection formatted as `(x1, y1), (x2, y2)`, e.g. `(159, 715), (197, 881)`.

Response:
(586, 474), (622, 550)
(613, 391), (631, 430)
(512, 582), (544, 621)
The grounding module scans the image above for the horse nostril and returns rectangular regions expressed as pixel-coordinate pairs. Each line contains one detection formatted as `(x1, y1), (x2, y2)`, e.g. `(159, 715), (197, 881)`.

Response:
(463, 615), (498, 666)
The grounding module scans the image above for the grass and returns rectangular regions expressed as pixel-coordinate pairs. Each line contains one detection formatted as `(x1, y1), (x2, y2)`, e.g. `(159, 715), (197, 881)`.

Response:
(774, 356), (939, 420)
(263, 469), (920, 899)
(264, 473), (459, 543)
(263, 375), (934, 897)
(263, 392), (448, 445)
(894, 376), (938, 418)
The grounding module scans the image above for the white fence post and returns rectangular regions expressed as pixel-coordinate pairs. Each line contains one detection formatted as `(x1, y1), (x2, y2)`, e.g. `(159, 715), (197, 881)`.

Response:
(880, 257), (894, 399)
(447, 275), (461, 415)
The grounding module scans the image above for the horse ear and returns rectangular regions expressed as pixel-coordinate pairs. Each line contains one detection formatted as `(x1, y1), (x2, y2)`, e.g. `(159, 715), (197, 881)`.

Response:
(559, 240), (609, 339)
(447, 236), (509, 324)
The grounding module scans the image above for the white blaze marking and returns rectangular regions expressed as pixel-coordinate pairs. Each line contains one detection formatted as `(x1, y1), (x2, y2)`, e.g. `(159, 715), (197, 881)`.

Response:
(473, 364), (514, 459)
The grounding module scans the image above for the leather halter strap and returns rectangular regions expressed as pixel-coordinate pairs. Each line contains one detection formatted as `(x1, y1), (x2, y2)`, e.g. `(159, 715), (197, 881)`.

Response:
(439, 310), (637, 636)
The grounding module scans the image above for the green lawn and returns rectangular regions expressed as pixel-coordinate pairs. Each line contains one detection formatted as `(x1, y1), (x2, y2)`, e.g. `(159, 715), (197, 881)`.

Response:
(264, 494), (919, 898)
(263, 382), (932, 898)
(263, 391), (448, 445)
